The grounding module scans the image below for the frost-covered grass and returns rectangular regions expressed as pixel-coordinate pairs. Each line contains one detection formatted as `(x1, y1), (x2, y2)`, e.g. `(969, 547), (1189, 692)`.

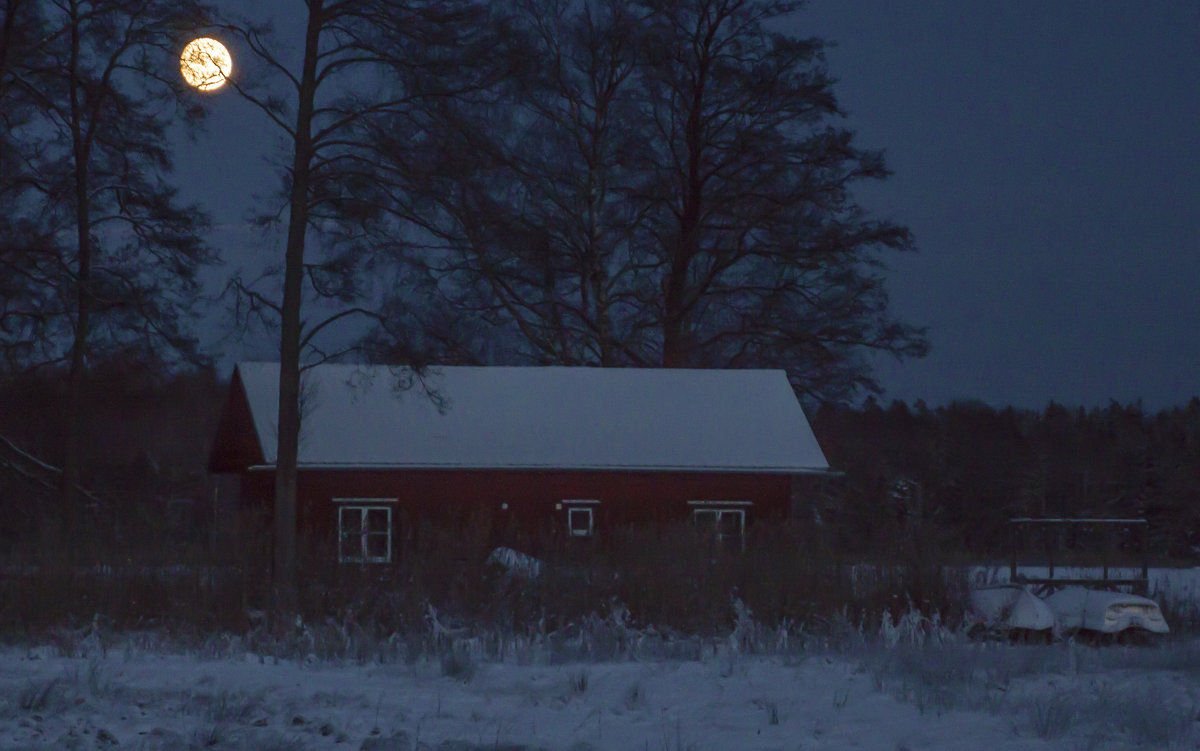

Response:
(0, 636), (1091, 751)
(3, 611), (1198, 750)
(6, 537), (1200, 748)
(865, 636), (1200, 749)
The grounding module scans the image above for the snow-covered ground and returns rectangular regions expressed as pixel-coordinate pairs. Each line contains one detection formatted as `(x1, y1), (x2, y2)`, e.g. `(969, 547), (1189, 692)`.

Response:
(3, 637), (1198, 750)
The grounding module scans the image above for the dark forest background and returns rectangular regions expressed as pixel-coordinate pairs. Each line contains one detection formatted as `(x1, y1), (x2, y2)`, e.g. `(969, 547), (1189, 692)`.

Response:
(3, 359), (1197, 564)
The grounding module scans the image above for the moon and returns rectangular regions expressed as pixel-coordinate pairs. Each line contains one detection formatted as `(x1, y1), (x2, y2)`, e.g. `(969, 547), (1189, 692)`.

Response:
(180, 38), (232, 92)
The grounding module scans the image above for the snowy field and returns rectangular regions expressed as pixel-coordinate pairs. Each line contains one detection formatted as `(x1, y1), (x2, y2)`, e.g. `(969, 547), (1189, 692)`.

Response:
(5, 567), (1200, 750)
(3, 637), (1200, 750)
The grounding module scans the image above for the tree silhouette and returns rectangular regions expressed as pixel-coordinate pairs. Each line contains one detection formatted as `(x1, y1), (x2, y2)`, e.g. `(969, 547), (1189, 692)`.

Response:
(214, 0), (506, 612)
(0, 0), (218, 545)
(381, 0), (926, 402)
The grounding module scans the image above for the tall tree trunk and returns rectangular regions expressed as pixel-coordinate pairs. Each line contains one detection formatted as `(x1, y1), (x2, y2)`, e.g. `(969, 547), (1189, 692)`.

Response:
(57, 0), (91, 553)
(584, 145), (615, 365)
(272, 0), (322, 616)
(661, 65), (707, 369)
(0, 0), (23, 90)
(662, 222), (697, 367)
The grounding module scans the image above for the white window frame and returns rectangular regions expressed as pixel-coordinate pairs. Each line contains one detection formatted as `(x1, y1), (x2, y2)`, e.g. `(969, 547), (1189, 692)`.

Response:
(688, 501), (751, 546)
(334, 498), (396, 563)
(563, 499), (599, 538)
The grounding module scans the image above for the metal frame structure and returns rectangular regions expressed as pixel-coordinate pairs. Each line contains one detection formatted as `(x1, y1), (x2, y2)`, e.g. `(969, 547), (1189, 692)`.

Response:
(1008, 517), (1149, 596)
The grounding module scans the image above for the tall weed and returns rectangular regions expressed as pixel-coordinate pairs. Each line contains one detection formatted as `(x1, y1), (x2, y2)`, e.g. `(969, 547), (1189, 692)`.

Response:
(1, 515), (970, 653)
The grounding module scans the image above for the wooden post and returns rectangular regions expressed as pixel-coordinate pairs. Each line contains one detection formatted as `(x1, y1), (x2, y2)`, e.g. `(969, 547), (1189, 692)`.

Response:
(1046, 524), (1055, 582)
(1140, 523), (1149, 597)
(1101, 522), (1108, 585)
(1010, 522), (1017, 584)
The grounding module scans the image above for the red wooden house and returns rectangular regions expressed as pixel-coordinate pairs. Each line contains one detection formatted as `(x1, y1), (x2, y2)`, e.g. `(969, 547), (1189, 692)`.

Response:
(209, 363), (830, 562)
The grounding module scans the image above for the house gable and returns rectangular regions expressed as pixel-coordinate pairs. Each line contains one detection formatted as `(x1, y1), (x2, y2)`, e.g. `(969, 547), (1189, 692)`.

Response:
(208, 366), (265, 473)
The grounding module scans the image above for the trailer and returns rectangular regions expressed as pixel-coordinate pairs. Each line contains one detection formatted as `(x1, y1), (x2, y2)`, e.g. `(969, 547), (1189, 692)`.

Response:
(968, 518), (1168, 642)
(1008, 517), (1150, 597)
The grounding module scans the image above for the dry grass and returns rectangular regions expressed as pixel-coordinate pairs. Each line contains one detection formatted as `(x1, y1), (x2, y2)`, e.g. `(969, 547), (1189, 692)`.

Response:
(0, 518), (965, 654)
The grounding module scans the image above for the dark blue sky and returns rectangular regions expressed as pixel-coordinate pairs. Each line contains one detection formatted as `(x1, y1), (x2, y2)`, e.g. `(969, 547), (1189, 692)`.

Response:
(798, 0), (1200, 409)
(175, 1), (1200, 410)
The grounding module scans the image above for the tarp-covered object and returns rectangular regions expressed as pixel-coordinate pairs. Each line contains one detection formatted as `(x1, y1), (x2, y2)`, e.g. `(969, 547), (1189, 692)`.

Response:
(229, 363), (830, 473)
(968, 584), (1056, 634)
(1044, 586), (1169, 635)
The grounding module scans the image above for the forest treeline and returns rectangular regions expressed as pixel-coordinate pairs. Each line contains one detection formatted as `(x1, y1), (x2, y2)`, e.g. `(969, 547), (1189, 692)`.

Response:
(2, 363), (1196, 563)
(811, 397), (1200, 561)
(0, 360), (223, 554)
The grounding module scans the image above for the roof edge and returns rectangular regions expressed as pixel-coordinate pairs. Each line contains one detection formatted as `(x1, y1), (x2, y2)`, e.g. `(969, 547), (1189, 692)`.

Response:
(244, 463), (834, 475)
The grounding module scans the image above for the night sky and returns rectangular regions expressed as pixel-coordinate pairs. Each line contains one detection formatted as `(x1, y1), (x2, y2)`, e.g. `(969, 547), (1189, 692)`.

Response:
(173, 1), (1200, 410)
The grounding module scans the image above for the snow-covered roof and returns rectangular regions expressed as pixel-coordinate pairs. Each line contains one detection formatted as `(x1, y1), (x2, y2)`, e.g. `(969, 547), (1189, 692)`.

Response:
(231, 362), (829, 473)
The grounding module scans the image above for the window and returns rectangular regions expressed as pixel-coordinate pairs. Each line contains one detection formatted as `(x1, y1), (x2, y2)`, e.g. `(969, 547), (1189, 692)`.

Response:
(568, 507), (593, 537)
(563, 500), (599, 538)
(337, 504), (393, 563)
(689, 502), (750, 546)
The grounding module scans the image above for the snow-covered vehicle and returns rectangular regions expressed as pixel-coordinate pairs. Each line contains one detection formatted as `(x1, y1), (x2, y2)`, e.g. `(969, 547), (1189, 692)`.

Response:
(966, 584), (1056, 640)
(1043, 586), (1169, 640)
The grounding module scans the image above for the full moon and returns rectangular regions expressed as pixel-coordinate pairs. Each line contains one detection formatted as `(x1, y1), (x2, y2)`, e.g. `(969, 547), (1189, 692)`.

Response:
(180, 38), (231, 92)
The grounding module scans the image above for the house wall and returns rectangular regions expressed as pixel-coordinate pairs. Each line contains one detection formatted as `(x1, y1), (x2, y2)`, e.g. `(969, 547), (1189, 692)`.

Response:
(237, 468), (792, 554)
